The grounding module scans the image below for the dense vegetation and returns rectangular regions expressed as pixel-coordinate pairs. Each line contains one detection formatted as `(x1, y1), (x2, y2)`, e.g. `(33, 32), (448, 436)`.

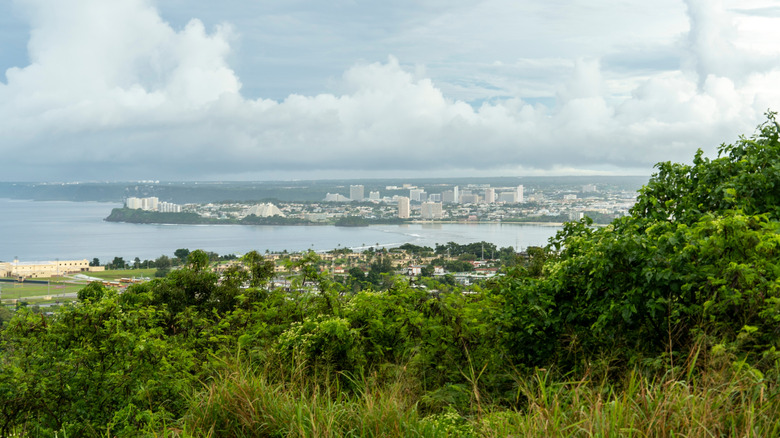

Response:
(105, 208), (314, 225)
(4, 115), (780, 436)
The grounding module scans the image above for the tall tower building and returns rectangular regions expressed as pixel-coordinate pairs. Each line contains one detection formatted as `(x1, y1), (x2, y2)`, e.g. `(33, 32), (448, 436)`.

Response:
(484, 188), (495, 204)
(409, 189), (425, 202)
(397, 197), (410, 219)
(517, 185), (524, 204)
(350, 185), (364, 201)
(453, 186), (459, 204)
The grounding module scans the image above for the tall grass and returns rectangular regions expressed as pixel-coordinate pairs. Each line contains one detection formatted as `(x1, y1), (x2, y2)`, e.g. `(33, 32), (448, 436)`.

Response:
(176, 358), (434, 437)
(165, 349), (780, 438)
(489, 360), (780, 437)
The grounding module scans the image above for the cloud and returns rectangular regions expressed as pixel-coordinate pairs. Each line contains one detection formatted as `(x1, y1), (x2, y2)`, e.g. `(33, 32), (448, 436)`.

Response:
(0, 0), (778, 181)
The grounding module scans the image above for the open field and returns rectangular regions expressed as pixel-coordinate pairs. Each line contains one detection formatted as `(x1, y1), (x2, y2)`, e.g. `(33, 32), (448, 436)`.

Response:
(0, 282), (83, 300)
(83, 268), (156, 280)
(1, 269), (156, 305)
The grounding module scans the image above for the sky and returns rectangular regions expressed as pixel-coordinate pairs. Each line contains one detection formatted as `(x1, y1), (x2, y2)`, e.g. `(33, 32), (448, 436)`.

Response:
(1, 0), (779, 182)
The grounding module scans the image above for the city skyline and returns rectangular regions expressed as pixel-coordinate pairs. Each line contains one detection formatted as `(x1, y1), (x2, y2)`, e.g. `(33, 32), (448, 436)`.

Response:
(1, 0), (779, 181)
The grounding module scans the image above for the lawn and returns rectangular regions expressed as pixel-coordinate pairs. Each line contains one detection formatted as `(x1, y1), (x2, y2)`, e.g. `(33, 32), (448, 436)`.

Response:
(84, 268), (156, 280)
(0, 268), (156, 305)
(0, 281), (83, 303)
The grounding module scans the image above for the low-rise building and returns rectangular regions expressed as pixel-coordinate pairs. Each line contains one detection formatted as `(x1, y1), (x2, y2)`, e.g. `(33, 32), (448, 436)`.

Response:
(0, 258), (98, 278)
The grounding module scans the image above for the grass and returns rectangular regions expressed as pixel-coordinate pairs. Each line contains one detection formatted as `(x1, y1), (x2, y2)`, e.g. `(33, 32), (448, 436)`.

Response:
(0, 268), (155, 304)
(168, 357), (439, 438)
(158, 352), (780, 438)
(82, 268), (156, 280)
(0, 281), (83, 301)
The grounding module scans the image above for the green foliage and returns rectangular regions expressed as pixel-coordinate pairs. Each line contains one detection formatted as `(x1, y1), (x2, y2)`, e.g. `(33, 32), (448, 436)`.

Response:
(334, 215), (370, 227)
(174, 248), (190, 262)
(76, 281), (108, 302)
(397, 243), (434, 255)
(494, 112), (780, 373)
(0, 294), (198, 436)
(435, 241), (498, 259)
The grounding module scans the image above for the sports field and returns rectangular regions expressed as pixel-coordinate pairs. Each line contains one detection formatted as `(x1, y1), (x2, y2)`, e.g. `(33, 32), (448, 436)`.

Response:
(0, 268), (156, 306)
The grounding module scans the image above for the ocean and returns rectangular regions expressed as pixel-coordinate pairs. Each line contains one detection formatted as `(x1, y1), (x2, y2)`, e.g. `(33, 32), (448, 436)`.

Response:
(0, 198), (562, 263)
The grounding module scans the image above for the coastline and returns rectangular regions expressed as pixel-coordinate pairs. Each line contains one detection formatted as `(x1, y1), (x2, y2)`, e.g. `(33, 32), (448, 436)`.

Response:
(104, 208), (576, 228)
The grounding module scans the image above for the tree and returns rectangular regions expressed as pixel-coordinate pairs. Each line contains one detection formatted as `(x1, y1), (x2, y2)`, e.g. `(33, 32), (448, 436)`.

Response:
(242, 250), (276, 287)
(186, 249), (210, 272)
(174, 248), (190, 264)
(494, 113), (780, 370)
(154, 255), (172, 277)
(89, 258), (100, 267)
(110, 256), (125, 270)
(367, 256), (394, 288)
(155, 255), (172, 269)
(77, 281), (108, 302)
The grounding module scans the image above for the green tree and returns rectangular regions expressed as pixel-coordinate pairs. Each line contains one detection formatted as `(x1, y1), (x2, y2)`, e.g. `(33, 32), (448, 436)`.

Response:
(154, 255), (172, 277)
(493, 113), (780, 371)
(110, 256), (126, 270)
(174, 248), (190, 264)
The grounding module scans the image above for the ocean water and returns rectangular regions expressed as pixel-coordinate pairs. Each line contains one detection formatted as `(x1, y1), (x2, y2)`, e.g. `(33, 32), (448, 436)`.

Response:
(0, 198), (561, 263)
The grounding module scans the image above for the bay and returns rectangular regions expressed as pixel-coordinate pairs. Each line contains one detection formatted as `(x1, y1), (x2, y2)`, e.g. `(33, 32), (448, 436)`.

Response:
(0, 198), (562, 262)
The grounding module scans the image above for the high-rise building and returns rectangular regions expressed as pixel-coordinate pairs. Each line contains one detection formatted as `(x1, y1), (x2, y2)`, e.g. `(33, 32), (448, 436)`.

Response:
(453, 186), (459, 204)
(126, 197), (142, 209)
(484, 188), (495, 204)
(498, 192), (517, 203)
(369, 191), (380, 201)
(126, 196), (163, 211)
(350, 185), (364, 201)
(397, 197), (410, 219)
(421, 202), (443, 219)
(409, 189), (425, 202)
(159, 202), (182, 213)
(461, 193), (480, 204)
(517, 185), (524, 204)
(428, 193), (441, 202)
(442, 190), (455, 203)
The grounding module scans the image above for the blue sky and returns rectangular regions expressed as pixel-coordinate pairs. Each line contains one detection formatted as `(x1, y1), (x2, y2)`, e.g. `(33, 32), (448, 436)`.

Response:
(1, 0), (779, 181)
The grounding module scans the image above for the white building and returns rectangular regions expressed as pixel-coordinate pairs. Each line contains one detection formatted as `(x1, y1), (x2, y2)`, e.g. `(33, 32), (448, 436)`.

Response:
(421, 202), (443, 219)
(460, 193), (480, 204)
(409, 189), (426, 202)
(517, 185), (524, 204)
(397, 196), (410, 219)
(158, 202), (181, 213)
(369, 191), (380, 201)
(484, 188), (495, 204)
(244, 203), (285, 217)
(350, 185), (364, 201)
(498, 192), (517, 203)
(324, 193), (351, 202)
(1, 258), (96, 278)
(126, 196), (177, 212)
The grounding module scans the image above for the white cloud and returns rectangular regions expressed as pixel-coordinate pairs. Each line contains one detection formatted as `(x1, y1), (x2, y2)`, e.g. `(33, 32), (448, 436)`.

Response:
(0, 0), (778, 181)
